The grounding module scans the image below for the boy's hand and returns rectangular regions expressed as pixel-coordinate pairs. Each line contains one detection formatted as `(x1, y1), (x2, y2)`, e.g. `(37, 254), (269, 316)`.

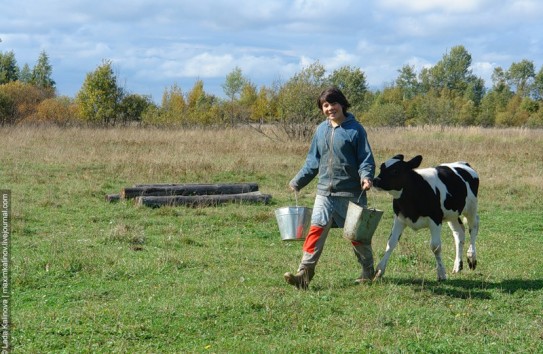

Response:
(361, 178), (373, 191)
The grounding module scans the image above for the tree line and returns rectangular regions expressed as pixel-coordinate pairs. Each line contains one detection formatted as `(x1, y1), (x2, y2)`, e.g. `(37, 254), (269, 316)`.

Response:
(1, 45), (543, 133)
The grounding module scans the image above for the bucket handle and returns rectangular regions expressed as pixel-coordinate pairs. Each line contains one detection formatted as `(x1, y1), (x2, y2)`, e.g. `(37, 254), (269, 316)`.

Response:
(358, 189), (376, 208)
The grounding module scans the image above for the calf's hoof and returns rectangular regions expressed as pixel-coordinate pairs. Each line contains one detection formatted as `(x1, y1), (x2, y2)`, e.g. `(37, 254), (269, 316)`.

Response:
(452, 260), (463, 273)
(437, 268), (447, 281)
(373, 269), (384, 280)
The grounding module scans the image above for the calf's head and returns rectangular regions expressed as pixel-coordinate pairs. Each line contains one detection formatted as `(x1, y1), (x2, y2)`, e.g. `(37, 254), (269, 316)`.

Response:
(373, 154), (423, 195)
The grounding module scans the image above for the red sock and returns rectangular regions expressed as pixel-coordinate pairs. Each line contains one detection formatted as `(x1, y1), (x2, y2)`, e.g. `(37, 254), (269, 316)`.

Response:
(303, 226), (324, 254)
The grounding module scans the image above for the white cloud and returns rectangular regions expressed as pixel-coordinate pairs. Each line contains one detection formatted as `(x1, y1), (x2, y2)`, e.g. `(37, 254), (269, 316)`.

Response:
(406, 56), (433, 71)
(323, 49), (358, 71)
(471, 61), (497, 86)
(508, 0), (543, 17)
(176, 53), (234, 78)
(356, 40), (381, 56)
(299, 56), (316, 70)
(236, 55), (290, 79)
(380, 0), (487, 13)
(393, 17), (428, 37)
(291, 0), (352, 19)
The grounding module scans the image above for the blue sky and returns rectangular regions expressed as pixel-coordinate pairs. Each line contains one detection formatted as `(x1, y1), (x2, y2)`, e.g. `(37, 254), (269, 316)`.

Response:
(1, 0), (542, 102)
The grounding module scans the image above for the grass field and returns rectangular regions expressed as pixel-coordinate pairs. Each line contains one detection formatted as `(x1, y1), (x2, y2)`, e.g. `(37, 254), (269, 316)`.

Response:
(3, 125), (543, 353)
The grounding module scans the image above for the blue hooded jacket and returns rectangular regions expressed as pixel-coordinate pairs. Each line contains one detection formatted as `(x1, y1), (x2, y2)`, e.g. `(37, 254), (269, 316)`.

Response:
(290, 113), (375, 197)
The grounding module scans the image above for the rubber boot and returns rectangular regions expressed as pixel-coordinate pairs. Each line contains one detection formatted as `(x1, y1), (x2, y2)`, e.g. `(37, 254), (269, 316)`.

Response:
(354, 266), (375, 284)
(352, 241), (375, 283)
(283, 267), (315, 290)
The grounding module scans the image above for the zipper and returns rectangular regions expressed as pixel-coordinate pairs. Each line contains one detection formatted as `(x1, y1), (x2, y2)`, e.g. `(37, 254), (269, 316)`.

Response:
(327, 125), (336, 192)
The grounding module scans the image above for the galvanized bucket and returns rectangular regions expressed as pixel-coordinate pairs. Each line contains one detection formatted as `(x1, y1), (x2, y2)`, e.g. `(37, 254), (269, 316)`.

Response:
(343, 201), (383, 243)
(275, 206), (312, 241)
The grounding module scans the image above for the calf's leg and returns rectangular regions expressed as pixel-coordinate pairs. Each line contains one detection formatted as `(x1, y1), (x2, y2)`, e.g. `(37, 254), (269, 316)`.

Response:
(429, 222), (447, 281)
(447, 218), (465, 273)
(466, 214), (479, 270)
(374, 217), (405, 279)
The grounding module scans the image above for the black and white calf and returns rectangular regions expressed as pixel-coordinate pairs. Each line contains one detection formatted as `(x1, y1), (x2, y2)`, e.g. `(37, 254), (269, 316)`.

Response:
(373, 154), (479, 281)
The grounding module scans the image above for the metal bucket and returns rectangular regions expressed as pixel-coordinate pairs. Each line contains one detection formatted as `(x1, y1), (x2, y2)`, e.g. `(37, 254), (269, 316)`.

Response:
(343, 202), (383, 243)
(275, 206), (312, 241)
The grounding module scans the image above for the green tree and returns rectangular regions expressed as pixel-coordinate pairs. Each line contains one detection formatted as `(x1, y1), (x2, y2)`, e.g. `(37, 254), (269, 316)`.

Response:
(477, 94), (496, 127)
(222, 66), (247, 126)
(418, 67), (432, 94)
(396, 65), (420, 100)
(76, 60), (124, 126)
(142, 83), (189, 127)
(118, 94), (153, 125)
(422, 45), (479, 100)
(495, 95), (528, 127)
(520, 97), (539, 114)
(327, 65), (368, 113)
(491, 67), (509, 91)
(533, 66), (543, 100)
(158, 83), (186, 125)
(364, 86), (406, 126)
(187, 79), (217, 125)
(411, 92), (456, 125)
(364, 102), (406, 126)
(478, 87), (514, 127)
(507, 59), (535, 97)
(19, 63), (32, 84)
(162, 83), (185, 113)
(277, 61), (326, 139)
(440, 45), (473, 93)
(0, 51), (19, 84)
(239, 82), (258, 122)
(31, 51), (55, 89)
(464, 76), (486, 106)
(527, 102), (543, 127)
(251, 86), (277, 123)
(374, 86), (403, 106)
(457, 98), (477, 126)
(222, 66), (245, 100)
(141, 105), (163, 127)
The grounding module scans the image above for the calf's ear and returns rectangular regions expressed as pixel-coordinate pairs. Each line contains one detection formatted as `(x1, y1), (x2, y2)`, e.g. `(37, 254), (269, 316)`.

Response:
(408, 155), (423, 169)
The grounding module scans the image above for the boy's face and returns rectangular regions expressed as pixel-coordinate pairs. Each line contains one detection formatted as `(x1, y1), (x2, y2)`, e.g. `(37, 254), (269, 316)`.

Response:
(321, 101), (346, 122)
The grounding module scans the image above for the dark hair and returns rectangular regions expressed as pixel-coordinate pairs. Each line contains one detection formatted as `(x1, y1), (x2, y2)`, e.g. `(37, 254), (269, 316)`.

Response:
(317, 87), (351, 115)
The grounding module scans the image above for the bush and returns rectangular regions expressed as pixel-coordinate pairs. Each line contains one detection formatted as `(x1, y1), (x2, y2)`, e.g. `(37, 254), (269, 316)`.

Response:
(117, 94), (154, 125)
(363, 102), (406, 126)
(141, 106), (170, 127)
(0, 91), (15, 125)
(526, 103), (543, 128)
(526, 113), (543, 128)
(456, 99), (477, 126)
(29, 96), (79, 126)
(0, 81), (53, 124)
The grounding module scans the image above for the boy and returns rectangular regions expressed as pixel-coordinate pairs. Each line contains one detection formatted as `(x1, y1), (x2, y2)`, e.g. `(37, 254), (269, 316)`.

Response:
(284, 87), (376, 289)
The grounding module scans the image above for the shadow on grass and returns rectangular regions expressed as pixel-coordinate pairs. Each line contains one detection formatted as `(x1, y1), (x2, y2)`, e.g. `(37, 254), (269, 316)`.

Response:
(375, 277), (543, 300)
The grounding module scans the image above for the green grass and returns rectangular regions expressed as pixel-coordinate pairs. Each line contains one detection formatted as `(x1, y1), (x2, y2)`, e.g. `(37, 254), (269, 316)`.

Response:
(4, 126), (543, 353)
